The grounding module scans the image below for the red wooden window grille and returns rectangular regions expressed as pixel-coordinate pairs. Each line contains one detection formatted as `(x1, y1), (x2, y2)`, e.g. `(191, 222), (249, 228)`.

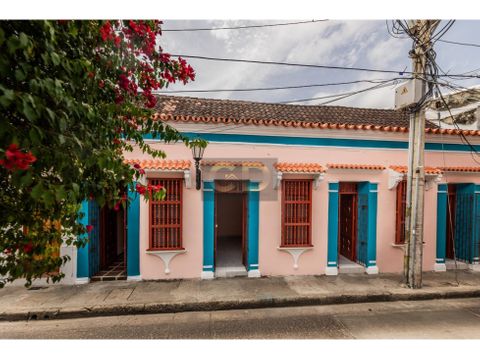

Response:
(395, 180), (407, 245)
(281, 179), (313, 247)
(149, 178), (183, 250)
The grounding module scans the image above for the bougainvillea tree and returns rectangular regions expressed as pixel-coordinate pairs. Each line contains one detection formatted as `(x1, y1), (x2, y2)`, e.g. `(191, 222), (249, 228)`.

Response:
(0, 20), (203, 287)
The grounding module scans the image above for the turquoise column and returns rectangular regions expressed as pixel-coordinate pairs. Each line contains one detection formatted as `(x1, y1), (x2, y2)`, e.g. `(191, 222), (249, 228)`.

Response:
(202, 181), (215, 277)
(366, 182), (378, 274)
(127, 184), (140, 277)
(326, 182), (339, 274)
(436, 184), (447, 269)
(473, 184), (480, 264)
(76, 200), (90, 279)
(247, 181), (260, 273)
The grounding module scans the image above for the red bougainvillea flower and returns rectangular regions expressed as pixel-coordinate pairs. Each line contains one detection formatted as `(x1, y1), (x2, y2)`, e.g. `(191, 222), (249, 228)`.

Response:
(135, 183), (147, 195)
(0, 144), (37, 171)
(139, 168), (145, 175)
(23, 243), (33, 254)
(100, 21), (113, 41)
(86, 225), (94, 233)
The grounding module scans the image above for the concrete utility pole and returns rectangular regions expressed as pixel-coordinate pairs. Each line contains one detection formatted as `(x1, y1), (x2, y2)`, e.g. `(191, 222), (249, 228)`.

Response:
(404, 20), (439, 289)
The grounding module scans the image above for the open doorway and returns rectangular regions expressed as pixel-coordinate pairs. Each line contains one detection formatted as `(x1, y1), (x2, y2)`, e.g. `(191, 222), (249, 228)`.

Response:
(337, 182), (366, 273)
(91, 206), (126, 281)
(338, 182), (358, 262)
(214, 180), (247, 277)
(444, 183), (474, 269)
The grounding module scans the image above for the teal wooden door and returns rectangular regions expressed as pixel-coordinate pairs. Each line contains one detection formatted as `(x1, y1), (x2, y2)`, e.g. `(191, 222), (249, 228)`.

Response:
(455, 184), (475, 263)
(357, 192), (368, 266)
(88, 200), (100, 277)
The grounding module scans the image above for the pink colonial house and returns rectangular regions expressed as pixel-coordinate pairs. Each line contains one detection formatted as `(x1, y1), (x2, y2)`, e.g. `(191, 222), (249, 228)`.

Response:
(66, 95), (480, 284)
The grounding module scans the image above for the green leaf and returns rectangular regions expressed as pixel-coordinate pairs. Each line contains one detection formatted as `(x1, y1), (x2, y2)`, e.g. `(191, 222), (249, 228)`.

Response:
(58, 134), (66, 144)
(59, 117), (67, 132)
(29, 127), (40, 145)
(0, 27), (4, 46)
(22, 98), (37, 121)
(19, 172), (33, 187)
(71, 183), (79, 195)
(0, 85), (14, 108)
(51, 52), (60, 66)
(31, 182), (44, 200)
(18, 33), (29, 48)
(15, 68), (26, 81)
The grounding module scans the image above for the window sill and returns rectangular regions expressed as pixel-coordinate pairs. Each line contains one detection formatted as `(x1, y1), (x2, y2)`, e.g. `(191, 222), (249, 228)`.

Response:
(391, 242), (426, 249)
(146, 249), (186, 274)
(278, 245), (313, 249)
(147, 248), (185, 252)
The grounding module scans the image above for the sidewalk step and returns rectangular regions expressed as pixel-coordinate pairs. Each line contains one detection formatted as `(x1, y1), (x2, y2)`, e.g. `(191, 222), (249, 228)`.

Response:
(215, 266), (248, 278)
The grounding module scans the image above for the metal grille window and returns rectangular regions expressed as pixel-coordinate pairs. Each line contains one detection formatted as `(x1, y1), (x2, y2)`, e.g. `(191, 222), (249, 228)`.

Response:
(281, 179), (313, 247)
(395, 180), (407, 245)
(149, 178), (183, 250)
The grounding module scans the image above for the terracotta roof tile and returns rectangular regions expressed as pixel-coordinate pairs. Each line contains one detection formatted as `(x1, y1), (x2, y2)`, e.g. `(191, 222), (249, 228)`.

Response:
(124, 159), (191, 170)
(201, 160), (264, 168)
(153, 95), (452, 135)
(438, 166), (480, 173)
(327, 163), (386, 170)
(274, 162), (325, 173)
(389, 165), (442, 175)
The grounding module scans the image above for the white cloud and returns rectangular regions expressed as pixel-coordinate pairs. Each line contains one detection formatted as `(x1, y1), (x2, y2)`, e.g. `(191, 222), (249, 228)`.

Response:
(158, 20), (480, 108)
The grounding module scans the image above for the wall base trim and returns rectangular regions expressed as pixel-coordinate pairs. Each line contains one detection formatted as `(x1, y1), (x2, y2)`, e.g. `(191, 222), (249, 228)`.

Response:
(325, 266), (338, 276)
(468, 263), (480, 272)
(201, 271), (214, 279)
(75, 277), (90, 285)
(247, 269), (261, 278)
(366, 266), (379, 275)
(127, 275), (142, 281)
(434, 263), (447, 272)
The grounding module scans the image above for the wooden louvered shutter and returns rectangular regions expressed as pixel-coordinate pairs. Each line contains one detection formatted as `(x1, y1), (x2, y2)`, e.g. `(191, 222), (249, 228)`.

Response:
(281, 179), (313, 247)
(149, 178), (183, 250)
(395, 180), (407, 245)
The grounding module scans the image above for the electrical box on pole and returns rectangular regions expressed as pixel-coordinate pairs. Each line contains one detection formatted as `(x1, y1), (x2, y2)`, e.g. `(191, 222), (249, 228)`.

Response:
(394, 79), (423, 110)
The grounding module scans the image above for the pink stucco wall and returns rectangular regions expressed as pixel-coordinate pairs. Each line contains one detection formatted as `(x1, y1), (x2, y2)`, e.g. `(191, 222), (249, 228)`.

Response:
(125, 138), (480, 280)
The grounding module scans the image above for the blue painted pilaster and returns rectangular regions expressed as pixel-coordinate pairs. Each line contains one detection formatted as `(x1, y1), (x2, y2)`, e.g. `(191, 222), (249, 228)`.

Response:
(327, 182), (339, 270)
(436, 184), (447, 266)
(76, 200), (90, 279)
(366, 182), (378, 272)
(127, 184), (140, 277)
(473, 184), (480, 264)
(247, 181), (260, 272)
(202, 181), (215, 274)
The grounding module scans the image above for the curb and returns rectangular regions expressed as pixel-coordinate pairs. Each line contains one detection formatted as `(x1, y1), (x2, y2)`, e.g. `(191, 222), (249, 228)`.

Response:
(2, 288), (480, 322)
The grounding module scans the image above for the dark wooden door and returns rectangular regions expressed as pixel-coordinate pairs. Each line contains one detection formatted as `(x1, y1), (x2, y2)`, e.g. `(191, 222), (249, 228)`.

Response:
(446, 184), (456, 259)
(338, 183), (358, 262)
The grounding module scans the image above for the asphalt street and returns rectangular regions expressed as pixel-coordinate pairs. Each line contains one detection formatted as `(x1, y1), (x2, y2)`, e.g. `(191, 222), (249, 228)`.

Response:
(1, 298), (480, 339)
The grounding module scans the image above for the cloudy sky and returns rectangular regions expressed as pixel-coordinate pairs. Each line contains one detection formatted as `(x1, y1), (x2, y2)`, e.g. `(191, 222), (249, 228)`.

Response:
(157, 20), (480, 109)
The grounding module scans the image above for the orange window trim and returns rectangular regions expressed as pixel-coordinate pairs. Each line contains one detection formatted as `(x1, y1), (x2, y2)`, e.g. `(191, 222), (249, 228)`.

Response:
(395, 180), (407, 245)
(148, 178), (184, 250)
(281, 179), (313, 247)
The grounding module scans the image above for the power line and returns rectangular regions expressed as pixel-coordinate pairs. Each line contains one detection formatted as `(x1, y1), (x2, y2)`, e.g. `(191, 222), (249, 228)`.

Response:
(171, 53), (480, 78)
(438, 38), (480, 48)
(162, 20), (328, 32)
(279, 79), (400, 104)
(153, 78), (407, 94)
(171, 53), (411, 75)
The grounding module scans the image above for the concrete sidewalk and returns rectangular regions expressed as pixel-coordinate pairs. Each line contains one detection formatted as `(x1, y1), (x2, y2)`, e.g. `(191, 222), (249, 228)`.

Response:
(1, 271), (480, 322)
